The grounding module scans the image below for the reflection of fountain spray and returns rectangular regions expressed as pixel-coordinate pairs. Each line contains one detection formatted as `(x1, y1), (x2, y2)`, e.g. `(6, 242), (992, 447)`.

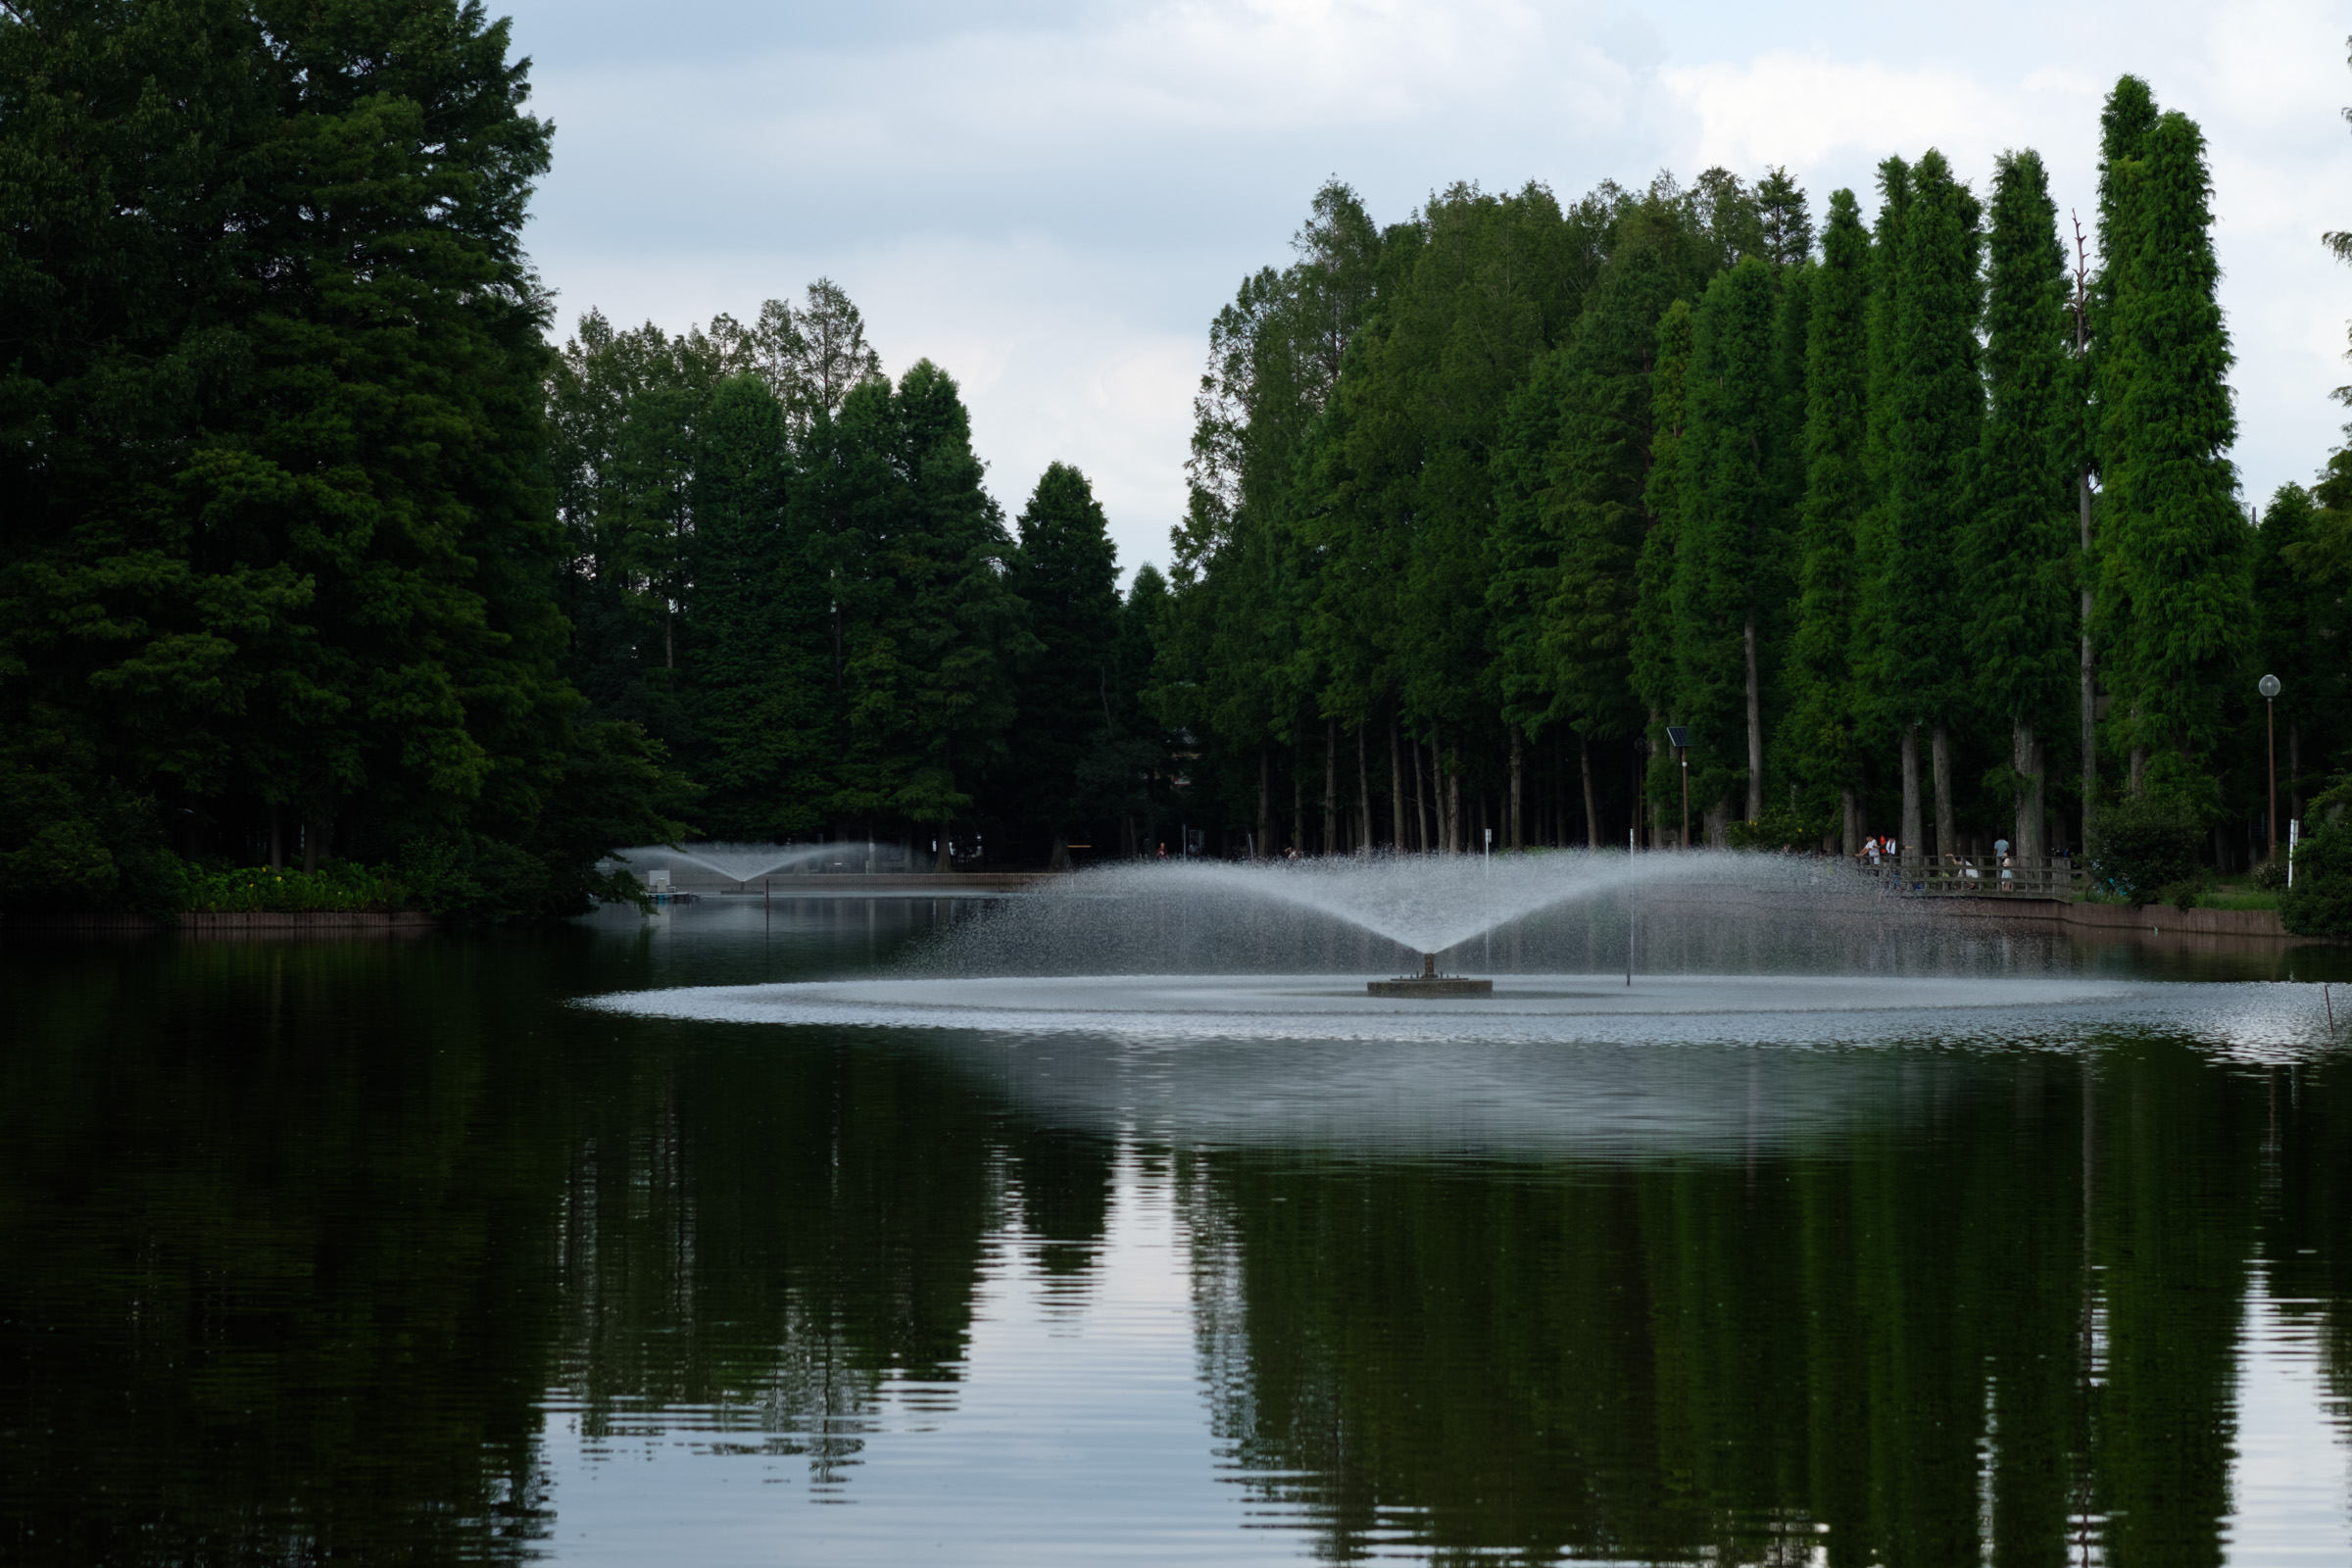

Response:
(607, 841), (913, 886)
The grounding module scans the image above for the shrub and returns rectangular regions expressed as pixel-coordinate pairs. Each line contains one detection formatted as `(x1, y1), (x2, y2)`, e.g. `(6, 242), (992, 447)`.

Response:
(2280, 775), (2352, 938)
(2087, 792), (2204, 909)
(181, 860), (404, 913)
(1726, 806), (1820, 852)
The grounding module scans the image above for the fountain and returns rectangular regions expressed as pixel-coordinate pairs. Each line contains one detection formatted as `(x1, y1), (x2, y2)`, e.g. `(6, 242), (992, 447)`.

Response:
(1367, 952), (1492, 997)
(606, 840), (912, 888)
(583, 847), (2257, 1045)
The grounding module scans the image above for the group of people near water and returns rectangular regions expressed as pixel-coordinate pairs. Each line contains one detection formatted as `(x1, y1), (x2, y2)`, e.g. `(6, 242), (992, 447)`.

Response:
(1858, 836), (2064, 883)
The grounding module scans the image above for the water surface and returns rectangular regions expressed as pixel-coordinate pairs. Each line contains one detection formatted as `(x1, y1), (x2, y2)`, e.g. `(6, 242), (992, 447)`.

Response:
(4, 897), (2350, 1564)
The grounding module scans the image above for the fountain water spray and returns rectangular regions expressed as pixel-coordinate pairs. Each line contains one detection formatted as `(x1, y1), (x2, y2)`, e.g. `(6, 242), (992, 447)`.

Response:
(914, 849), (1920, 985)
(606, 841), (912, 886)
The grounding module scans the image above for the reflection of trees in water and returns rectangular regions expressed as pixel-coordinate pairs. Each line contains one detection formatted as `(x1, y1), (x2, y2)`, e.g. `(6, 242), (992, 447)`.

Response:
(0, 940), (1123, 1555)
(2256, 1054), (2352, 1539)
(0, 938), (568, 1564)
(1006, 1123), (1117, 1304)
(543, 1031), (1006, 1486)
(1181, 1040), (2295, 1566)
(6, 933), (2344, 1563)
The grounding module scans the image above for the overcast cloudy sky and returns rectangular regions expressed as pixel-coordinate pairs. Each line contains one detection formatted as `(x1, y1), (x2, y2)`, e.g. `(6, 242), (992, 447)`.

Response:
(501, 0), (2352, 580)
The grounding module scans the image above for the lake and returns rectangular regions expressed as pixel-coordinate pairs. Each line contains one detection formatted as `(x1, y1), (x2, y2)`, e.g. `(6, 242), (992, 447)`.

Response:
(4, 895), (2349, 1564)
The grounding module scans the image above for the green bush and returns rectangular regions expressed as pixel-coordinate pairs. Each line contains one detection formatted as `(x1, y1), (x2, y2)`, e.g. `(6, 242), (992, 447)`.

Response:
(2280, 776), (2352, 938)
(1726, 806), (1820, 852)
(181, 860), (404, 913)
(2087, 792), (2204, 909)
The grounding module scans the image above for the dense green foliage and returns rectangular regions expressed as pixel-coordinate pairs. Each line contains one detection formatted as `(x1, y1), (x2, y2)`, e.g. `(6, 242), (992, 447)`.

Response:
(0, 2), (1173, 906)
(1152, 77), (2337, 874)
(0, 0), (682, 916)
(9, 6), (2343, 889)
(2087, 789), (2206, 908)
(1781, 190), (1871, 849)
(1967, 150), (2078, 860)
(548, 296), (1169, 868)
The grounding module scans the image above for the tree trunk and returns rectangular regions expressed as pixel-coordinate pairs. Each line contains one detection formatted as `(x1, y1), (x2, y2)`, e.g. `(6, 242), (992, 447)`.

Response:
(1410, 736), (1429, 851)
(1323, 717), (1338, 857)
(269, 805), (284, 872)
(1446, 767), (1462, 855)
(1049, 834), (1071, 872)
(937, 736), (957, 869)
(1900, 724), (1923, 865)
(1643, 715), (1662, 850)
(1390, 712), (1406, 852)
(2013, 721), (2044, 862)
(2080, 462), (2096, 847)
(1256, 747), (1271, 858)
(1292, 761), (1303, 857)
(1840, 788), (1859, 858)
(1580, 733), (1599, 849)
(1508, 731), (1524, 850)
(1932, 721), (1954, 861)
(1704, 797), (1730, 848)
(302, 810), (332, 875)
(1743, 613), (1763, 822)
(2128, 739), (2146, 799)
(1356, 724), (1372, 855)
(1421, 741), (1435, 852)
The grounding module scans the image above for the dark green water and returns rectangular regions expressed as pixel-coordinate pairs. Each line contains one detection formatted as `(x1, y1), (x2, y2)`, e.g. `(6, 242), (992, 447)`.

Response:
(4, 902), (2349, 1565)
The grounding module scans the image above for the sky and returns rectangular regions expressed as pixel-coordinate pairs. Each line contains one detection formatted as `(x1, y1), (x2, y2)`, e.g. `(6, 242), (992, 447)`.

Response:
(501, 0), (2352, 582)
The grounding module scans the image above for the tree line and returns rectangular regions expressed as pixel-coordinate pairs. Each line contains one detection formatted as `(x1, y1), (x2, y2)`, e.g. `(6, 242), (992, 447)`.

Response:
(1158, 75), (2351, 878)
(0, 0), (1169, 913)
(545, 287), (1166, 871)
(9, 0), (2352, 913)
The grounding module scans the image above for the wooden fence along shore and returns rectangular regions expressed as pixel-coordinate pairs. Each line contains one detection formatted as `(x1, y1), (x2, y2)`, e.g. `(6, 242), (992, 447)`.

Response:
(1868, 855), (2082, 899)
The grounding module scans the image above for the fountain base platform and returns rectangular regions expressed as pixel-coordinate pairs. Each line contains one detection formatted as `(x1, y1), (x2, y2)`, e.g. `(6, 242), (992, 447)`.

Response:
(1370, 955), (1494, 997)
(1368, 975), (1494, 997)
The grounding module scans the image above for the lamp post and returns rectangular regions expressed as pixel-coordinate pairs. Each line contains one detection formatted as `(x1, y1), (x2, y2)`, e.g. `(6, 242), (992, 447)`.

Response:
(2260, 673), (2281, 861)
(1664, 726), (1690, 849)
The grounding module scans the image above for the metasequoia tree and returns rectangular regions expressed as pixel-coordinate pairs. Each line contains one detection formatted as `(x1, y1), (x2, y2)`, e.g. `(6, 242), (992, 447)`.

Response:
(1781, 190), (1873, 854)
(1876, 150), (1982, 859)
(2094, 80), (2251, 808)
(1966, 150), (2077, 861)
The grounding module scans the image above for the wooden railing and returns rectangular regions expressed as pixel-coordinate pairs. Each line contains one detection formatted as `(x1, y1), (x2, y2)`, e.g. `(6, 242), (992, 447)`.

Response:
(1863, 855), (2083, 898)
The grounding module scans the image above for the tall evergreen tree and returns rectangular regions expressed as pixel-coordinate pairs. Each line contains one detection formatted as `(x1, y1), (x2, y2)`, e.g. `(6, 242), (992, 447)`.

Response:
(1848, 158), (1912, 849)
(1673, 258), (1785, 839)
(1634, 300), (1695, 844)
(548, 312), (732, 744)
(0, 0), (676, 912)
(1875, 150), (1982, 858)
(1488, 241), (1681, 822)
(684, 375), (830, 839)
(1007, 463), (1123, 868)
(1781, 190), (1873, 852)
(2253, 484), (2339, 827)
(822, 362), (1033, 863)
(1966, 150), (2076, 861)
(2086, 76), (2159, 808)
(2095, 87), (2251, 808)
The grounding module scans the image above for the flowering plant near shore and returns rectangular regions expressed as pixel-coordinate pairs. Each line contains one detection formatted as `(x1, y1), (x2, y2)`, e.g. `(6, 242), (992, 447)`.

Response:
(179, 862), (408, 915)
